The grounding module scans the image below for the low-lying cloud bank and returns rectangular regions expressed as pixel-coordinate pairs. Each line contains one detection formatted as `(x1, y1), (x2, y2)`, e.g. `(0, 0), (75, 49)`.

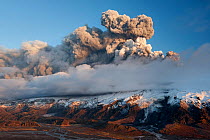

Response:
(0, 10), (209, 99)
(0, 43), (210, 99)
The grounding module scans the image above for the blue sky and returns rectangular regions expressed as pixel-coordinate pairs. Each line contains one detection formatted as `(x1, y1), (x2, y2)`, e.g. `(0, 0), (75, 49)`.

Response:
(0, 0), (209, 53)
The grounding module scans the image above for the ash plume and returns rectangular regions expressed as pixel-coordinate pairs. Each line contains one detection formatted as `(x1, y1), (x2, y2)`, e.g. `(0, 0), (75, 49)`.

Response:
(114, 37), (164, 62)
(0, 40), (69, 77)
(0, 10), (209, 99)
(63, 25), (112, 65)
(63, 10), (157, 65)
(0, 10), (177, 78)
(101, 10), (154, 40)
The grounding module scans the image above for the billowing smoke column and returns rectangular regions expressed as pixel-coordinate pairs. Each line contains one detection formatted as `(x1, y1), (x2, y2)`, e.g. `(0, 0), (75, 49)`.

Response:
(0, 10), (178, 79)
(63, 25), (114, 65)
(0, 10), (209, 100)
(63, 10), (170, 65)
(101, 10), (154, 40)
(115, 37), (164, 61)
(0, 40), (69, 78)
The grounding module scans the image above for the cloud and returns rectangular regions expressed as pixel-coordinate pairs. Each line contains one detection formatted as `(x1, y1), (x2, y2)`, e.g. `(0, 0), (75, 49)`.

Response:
(0, 10), (209, 99)
(21, 40), (48, 56)
(63, 10), (155, 65)
(0, 10), (165, 76)
(101, 10), (154, 39)
(0, 43), (209, 99)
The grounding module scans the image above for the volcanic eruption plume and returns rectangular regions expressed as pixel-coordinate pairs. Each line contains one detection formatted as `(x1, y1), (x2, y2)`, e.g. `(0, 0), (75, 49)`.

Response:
(101, 10), (154, 40)
(0, 10), (209, 99)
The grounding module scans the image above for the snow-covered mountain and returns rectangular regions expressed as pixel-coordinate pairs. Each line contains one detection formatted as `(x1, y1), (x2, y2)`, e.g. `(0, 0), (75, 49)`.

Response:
(2, 89), (209, 108)
(0, 89), (210, 139)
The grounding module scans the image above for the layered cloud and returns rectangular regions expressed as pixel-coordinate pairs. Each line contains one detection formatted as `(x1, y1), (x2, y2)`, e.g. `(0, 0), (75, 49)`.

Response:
(0, 43), (209, 99)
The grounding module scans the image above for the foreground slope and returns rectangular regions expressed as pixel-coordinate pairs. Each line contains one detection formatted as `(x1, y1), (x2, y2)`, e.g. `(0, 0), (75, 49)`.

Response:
(0, 89), (210, 139)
